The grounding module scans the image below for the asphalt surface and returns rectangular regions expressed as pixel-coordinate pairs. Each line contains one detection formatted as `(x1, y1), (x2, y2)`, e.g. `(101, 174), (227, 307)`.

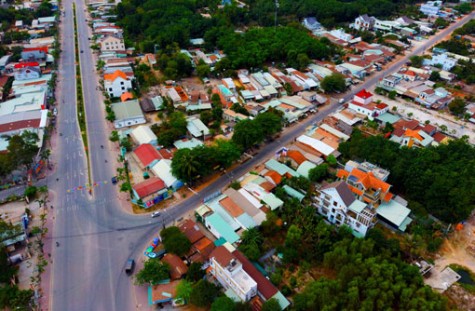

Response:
(48, 5), (475, 311)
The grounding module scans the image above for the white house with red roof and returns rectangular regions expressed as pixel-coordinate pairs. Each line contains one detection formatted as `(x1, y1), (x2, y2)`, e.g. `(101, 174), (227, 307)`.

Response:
(348, 89), (389, 120)
(132, 177), (168, 204)
(13, 62), (41, 81)
(21, 46), (48, 61)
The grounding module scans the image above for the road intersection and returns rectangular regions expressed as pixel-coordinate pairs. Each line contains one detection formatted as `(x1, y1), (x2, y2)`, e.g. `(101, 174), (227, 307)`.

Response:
(46, 2), (475, 310)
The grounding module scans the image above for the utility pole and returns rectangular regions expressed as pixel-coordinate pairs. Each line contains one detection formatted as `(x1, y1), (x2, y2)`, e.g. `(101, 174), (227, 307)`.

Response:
(274, 0), (279, 29)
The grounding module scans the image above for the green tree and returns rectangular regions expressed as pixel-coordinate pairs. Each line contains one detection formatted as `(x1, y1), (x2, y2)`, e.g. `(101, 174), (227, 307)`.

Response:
(0, 246), (16, 283)
(409, 55), (424, 68)
(185, 262), (205, 282)
(321, 73), (346, 93)
(388, 90), (397, 100)
(232, 119), (264, 150)
(326, 155), (337, 167)
(171, 148), (201, 183)
(24, 186), (37, 199)
(211, 296), (236, 311)
(261, 298), (281, 311)
(434, 17), (449, 29)
(189, 280), (219, 307)
(175, 279), (193, 303)
(7, 132), (39, 169)
(160, 226), (191, 257)
(455, 2), (473, 14)
(213, 139), (241, 168)
(448, 97), (466, 115)
(197, 63), (211, 78)
(429, 70), (441, 82)
(254, 112), (283, 138)
(308, 164), (329, 182)
(109, 130), (120, 142)
(134, 259), (169, 285)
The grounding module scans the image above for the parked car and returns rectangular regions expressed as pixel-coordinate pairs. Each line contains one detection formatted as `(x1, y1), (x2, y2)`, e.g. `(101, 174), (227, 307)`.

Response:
(125, 259), (135, 275)
(111, 176), (118, 184)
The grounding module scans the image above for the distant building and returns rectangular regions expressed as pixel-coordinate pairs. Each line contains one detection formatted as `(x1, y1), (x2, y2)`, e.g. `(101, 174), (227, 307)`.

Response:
(302, 17), (322, 31)
(208, 246), (257, 302)
(352, 14), (376, 31)
(423, 53), (457, 71)
(111, 99), (146, 128)
(103, 70), (132, 98)
(420, 1), (442, 16)
(99, 35), (125, 52)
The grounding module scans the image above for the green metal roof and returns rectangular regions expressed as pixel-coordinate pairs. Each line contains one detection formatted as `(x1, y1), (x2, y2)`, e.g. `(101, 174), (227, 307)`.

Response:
(377, 200), (412, 231)
(376, 113), (400, 124)
(271, 291), (291, 310)
(262, 193), (284, 210)
(206, 213), (240, 244)
(296, 160), (317, 179)
(265, 159), (300, 177)
(282, 185), (305, 202)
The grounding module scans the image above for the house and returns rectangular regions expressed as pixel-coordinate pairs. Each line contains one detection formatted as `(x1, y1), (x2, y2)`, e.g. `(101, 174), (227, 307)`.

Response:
(423, 53), (457, 71)
(329, 29), (353, 42)
(132, 144), (161, 169)
(313, 181), (376, 237)
(0, 91), (47, 117)
(148, 280), (181, 305)
(132, 177), (167, 201)
(140, 96), (164, 112)
(352, 14), (376, 31)
(415, 87), (453, 110)
(286, 68), (318, 90)
(21, 46), (48, 61)
(337, 62), (367, 80)
(295, 135), (337, 159)
(420, 1), (442, 16)
(208, 246), (257, 302)
(104, 70), (132, 98)
(336, 162), (412, 231)
(178, 219), (205, 244)
(233, 250), (290, 310)
(162, 254), (188, 280)
(187, 117), (210, 139)
(111, 99), (146, 128)
(98, 35), (125, 52)
(0, 110), (48, 152)
(130, 125), (158, 146)
(302, 17), (322, 32)
(150, 159), (183, 190)
(13, 62), (41, 81)
(348, 89), (389, 120)
(223, 109), (248, 122)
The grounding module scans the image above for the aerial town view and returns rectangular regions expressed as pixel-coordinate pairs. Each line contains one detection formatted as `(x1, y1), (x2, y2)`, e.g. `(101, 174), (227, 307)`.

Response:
(0, 0), (475, 310)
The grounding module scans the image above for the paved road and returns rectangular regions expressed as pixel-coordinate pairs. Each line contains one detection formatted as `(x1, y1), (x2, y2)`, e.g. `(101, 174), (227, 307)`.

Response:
(48, 5), (474, 310)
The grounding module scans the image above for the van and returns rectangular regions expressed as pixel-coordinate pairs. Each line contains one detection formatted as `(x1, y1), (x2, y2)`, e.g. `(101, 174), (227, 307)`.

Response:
(125, 259), (135, 275)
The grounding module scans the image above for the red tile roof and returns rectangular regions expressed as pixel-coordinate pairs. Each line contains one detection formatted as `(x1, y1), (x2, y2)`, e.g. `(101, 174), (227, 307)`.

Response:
(219, 197), (244, 218)
(178, 219), (205, 244)
(193, 237), (215, 258)
(287, 150), (306, 165)
(422, 124), (436, 135)
(132, 177), (166, 198)
(0, 118), (41, 133)
(209, 246), (236, 267)
(355, 89), (373, 99)
(14, 62), (39, 69)
(158, 149), (173, 160)
(232, 250), (278, 299)
(22, 46), (48, 53)
(120, 92), (133, 102)
(433, 132), (447, 143)
(264, 170), (282, 185)
(162, 253), (188, 280)
(133, 144), (161, 167)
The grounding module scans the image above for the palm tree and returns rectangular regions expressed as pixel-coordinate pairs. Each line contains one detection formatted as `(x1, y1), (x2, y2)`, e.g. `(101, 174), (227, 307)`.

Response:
(171, 149), (200, 184)
(241, 227), (263, 247)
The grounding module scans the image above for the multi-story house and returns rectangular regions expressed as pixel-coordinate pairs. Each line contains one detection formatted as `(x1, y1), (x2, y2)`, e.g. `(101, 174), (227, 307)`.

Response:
(103, 70), (132, 98)
(208, 246), (258, 302)
(99, 35), (125, 52)
(313, 181), (376, 237)
(420, 1), (442, 16)
(352, 14), (376, 31)
(348, 89), (389, 120)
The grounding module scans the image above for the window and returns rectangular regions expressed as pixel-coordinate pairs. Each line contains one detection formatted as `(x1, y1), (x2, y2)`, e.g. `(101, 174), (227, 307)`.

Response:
(121, 87), (125, 90)
(333, 201), (337, 206)
(120, 81), (124, 85)
(109, 88), (113, 91)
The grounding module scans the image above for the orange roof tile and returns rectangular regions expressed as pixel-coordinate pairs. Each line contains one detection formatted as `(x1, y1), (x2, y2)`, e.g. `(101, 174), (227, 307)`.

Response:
(287, 150), (306, 165)
(348, 168), (391, 193)
(120, 92), (133, 102)
(383, 192), (393, 202)
(336, 169), (349, 179)
(104, 70), (127, 82)
(264, 170), (282, 185)
(404, 129), (423, 141)
(219, 197), (244, 218)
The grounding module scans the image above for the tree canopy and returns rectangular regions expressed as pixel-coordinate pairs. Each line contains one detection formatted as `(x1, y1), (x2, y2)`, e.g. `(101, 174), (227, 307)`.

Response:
(134, 258), (169, 285)
(160, 226), (191, 257)
(338, 130), (475, 223)
(321, 73), (346, 93)
(189, 280), (219, 307)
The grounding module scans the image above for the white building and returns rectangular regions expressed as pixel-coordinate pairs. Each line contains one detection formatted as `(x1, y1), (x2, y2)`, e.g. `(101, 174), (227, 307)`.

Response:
(130, 125), (157, 145)
(423, 53), (457, 71)
(111, 100), (146, 128)
(13, 62), (41, 81)
(420, 1), (442, 16)
(99, 35), (125, 52)
(352, 14), (375, 31)
(208, 246), (258, 302)
(348, 89), (389, 120)
(302, 17), (322, 31)
(313, 181), (376, 237)
(104, 70), (132, 98)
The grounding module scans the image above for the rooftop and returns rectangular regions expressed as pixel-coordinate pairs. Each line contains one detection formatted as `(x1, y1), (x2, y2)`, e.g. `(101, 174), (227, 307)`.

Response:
(133, 144), (161, 167)
(133, 177), (166, 199)
(162, 253), (188, 280)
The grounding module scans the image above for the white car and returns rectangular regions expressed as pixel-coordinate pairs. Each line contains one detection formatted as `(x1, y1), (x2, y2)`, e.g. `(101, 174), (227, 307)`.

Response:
(151, 211), (161, 218)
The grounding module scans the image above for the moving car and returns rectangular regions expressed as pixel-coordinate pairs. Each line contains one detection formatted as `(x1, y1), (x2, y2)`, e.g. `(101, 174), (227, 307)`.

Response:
(111, 176), (118, 184)
(125, 259), (135, 275)
(151, 211), (161, 218)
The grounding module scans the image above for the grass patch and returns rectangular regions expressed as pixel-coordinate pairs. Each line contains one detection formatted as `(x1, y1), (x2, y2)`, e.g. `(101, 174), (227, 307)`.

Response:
(73, 4), (92, 185)
(449, 264), (475, 293)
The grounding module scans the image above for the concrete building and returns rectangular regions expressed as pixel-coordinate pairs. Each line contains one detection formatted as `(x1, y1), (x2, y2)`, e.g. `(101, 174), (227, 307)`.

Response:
(99, 35), (125, 52)
(208, 246), (257, 302)
(104, 70), (132, 98)
(111, 99), (145, 128)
